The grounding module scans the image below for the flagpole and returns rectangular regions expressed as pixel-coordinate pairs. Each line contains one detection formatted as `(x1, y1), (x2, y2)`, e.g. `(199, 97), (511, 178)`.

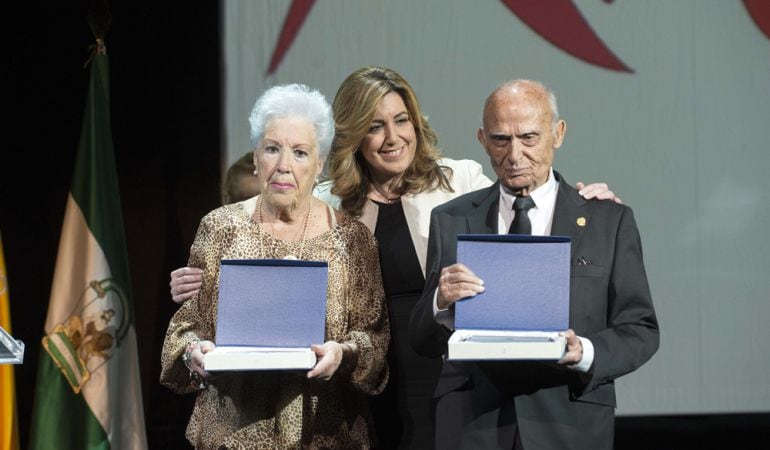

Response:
(28, 3), (148, 447)
(0, 232), (21, 450)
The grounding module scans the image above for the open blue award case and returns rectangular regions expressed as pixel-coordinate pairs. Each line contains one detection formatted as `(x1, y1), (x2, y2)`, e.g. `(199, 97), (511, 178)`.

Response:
(203, 259), (327, 371)
(448, 234), (570, 361)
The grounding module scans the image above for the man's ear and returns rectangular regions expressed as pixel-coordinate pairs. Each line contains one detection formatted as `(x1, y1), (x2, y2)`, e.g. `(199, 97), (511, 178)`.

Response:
(553, 120), (566, 150)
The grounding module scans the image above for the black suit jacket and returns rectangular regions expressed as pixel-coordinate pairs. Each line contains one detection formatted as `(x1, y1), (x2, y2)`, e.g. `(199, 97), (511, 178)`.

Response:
(409, 171), (659, 450)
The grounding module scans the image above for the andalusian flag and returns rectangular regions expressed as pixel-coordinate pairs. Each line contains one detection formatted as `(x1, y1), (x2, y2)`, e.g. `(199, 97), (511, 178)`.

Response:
(28, 40), (147, 450)
(1, 232), (20, 450)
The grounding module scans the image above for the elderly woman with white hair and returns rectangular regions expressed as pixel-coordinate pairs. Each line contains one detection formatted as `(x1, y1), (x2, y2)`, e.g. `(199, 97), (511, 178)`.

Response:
(160, 84), (389, 449)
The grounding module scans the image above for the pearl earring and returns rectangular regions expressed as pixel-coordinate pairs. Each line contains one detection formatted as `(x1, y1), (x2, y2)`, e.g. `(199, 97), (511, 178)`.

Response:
(253, 169), (258, 176)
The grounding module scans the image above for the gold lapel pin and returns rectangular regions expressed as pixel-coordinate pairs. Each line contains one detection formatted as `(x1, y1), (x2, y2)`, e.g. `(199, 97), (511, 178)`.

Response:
(577, 217), (586, 227)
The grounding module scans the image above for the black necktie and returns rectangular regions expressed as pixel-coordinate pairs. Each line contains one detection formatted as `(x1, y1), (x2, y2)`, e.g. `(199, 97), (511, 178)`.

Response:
(508, 196), (536, 235)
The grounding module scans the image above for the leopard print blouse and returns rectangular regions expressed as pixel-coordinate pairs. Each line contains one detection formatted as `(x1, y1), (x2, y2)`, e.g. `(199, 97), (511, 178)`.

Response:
(160, 200), (389, 449)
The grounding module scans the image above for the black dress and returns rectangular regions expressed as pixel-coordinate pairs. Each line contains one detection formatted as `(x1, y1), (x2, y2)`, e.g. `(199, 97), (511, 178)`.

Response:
(369, 200), (442, 449)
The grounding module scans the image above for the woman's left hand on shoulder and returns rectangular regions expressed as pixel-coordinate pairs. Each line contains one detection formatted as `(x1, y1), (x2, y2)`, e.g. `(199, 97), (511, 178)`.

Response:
(576, 181), (623, 204)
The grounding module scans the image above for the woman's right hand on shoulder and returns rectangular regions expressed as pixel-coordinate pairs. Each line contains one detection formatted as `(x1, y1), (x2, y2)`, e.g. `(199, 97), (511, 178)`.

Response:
(170, 267), (203, 304)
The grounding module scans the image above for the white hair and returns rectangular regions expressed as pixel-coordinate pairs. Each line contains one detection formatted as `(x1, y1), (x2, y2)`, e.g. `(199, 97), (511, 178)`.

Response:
(248, 84), (335, 158)
(542, 85), (560, 130)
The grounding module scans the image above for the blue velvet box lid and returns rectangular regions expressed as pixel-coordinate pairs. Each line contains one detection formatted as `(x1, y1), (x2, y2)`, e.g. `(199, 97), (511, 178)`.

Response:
(455, 235), (570, 332)
(215, 259), (328, 348)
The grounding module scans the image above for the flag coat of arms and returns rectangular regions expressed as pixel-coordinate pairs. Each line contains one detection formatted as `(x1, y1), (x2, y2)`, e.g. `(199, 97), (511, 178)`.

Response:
(28, 40), (147, 450)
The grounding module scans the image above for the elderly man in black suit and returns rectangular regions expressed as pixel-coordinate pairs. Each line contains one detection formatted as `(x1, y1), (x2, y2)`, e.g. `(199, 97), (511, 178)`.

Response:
(409, 79), (659, 450)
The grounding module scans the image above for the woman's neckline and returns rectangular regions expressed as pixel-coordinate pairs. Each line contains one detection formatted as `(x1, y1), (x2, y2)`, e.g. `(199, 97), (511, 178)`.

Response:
(370, 198), (403, 207)
(237, 201), (339, 243)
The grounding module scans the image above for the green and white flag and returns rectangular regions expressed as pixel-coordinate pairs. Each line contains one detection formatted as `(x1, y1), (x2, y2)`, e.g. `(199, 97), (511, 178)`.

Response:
(28, 41), (147, 450)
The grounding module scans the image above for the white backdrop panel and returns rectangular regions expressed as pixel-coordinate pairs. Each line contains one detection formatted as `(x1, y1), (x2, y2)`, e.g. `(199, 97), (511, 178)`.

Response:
(223, 0), (770, 416)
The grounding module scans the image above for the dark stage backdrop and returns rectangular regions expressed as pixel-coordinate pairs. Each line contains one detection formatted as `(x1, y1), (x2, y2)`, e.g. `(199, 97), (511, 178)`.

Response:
(3, 1), (220, 448)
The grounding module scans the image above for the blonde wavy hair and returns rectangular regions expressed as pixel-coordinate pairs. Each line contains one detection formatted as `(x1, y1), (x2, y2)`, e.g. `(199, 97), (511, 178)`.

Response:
(326, 66), (453, 217)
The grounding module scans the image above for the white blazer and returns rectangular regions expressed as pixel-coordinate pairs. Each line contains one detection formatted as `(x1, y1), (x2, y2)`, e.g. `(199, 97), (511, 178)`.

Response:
(314, 158), (492, 276)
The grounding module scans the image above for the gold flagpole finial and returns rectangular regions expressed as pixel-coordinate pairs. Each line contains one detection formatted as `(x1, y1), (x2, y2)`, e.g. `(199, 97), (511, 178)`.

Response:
(84, 0), (111, 66)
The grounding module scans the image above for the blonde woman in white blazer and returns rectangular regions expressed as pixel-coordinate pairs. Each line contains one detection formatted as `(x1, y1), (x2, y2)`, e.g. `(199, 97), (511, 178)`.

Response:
(323, 68), (501, 449)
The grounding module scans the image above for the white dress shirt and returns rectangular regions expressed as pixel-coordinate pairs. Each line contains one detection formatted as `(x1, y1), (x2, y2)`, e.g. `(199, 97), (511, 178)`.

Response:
(497, 168), (558, 236)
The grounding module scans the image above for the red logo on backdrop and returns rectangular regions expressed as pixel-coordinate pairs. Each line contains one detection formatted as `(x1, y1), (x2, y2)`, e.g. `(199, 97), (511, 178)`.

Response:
(501, 0), (631, 72)
(744, 0), (770, 40)
(266, 0), (770, 75)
